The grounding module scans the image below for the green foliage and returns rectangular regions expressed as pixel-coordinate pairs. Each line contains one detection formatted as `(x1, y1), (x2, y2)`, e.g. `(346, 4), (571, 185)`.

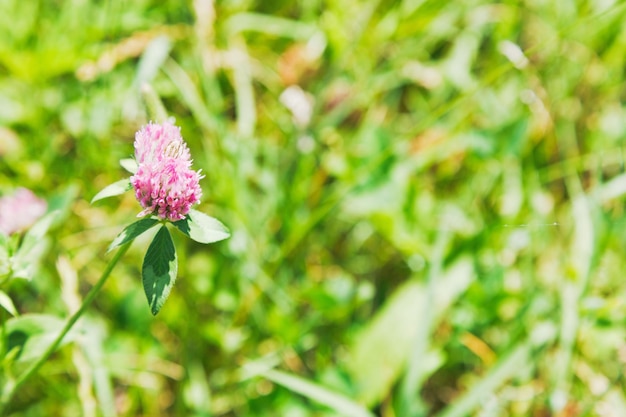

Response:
(1, 0), (626, 416)
(142, 226), (177, 316)
(1, 314), (73, 364)
(91, 179), (132, 204)
(1, 211), (58, 282)
(107, 218), (159, 253)
(0, 292), (17, 317)
(173, 209), (230, 244)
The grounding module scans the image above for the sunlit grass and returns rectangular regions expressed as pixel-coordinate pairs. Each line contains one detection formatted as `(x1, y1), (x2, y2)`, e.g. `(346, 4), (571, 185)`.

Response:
(1, 0), (626, 416)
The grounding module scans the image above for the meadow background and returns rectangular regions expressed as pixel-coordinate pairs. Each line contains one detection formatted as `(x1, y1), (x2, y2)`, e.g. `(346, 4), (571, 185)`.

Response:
(1, 0), (626, 416)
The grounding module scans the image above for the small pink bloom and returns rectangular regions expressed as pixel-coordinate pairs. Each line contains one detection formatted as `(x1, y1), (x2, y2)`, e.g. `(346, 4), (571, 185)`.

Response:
(131, 122), (203, 221)
(134, 121), (191, 164)
(0, 188), (47, 235)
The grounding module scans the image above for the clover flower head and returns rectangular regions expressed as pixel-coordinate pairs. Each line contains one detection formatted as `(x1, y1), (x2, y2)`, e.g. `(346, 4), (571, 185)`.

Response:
(131, 122), (203, 221)
(0, 188), (47, 235)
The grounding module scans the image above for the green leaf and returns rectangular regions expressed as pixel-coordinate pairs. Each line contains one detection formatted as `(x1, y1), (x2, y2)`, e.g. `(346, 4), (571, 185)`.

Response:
(47, 184), (80, 223)
(0, 290), (18, 316)
(262, 369), (376, 417)
(142, 226), (177, 315)
(2, 314), (74, 363)
(11, 211), (57, 280)
(91, 179), (132, 204)
(173, 209), (230, 244)
(18, 210), (57, 255)
(107, 218), (159, 253)
(10, 238), (49, 280)
(119, 158), (138, 174)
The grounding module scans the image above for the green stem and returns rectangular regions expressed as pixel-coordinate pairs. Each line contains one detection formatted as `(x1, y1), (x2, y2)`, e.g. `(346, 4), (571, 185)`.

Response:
(1, 306), (7, 358)
(140, 83), (168, 123)
(0, 242), (131, 414)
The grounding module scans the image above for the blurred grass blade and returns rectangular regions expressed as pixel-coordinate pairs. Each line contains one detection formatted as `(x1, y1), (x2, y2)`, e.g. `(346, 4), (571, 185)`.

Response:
(79, 320), (116, 417)
(437, 347), (530, 417)
(2, 314), (75, 363)
(262, 369), (375, 417)
(401, 0), (428, 17)
(350, 280), (422, 405)
(11, 211), (58, 280)
(162, 58), (218, 133)
(348, 257), (474, 406)
(183, 360), (212, 412)
(47, 184), (80, 225)
(238, 355), (282, 381)
(140, 83), (168, 123)
(18, 210), (58, 255)
(58, 254), (116, 417)
(0, 291), (18, 316)
(225, 13), (316, 40)
(230, 43), (256, 138)
(91, 179), (131, 204)
(0, 233), (9, 276)
(569, 192), (594, 286)
(135, 35), (172, 87)
(437, 325), (556, 417)
(552, 179), (595, 406)
(400, 230), (451, 416)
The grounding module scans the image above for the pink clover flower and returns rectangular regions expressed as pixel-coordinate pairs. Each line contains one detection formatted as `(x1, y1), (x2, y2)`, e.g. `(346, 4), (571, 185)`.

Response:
(130, 122), (203, 221)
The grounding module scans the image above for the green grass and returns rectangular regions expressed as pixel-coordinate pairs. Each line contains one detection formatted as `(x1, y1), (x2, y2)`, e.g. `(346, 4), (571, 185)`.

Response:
(1, 0), (626, 416)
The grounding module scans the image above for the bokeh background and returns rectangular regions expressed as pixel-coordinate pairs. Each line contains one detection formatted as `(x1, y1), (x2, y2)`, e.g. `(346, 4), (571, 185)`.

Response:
(1, 0), (626, 416)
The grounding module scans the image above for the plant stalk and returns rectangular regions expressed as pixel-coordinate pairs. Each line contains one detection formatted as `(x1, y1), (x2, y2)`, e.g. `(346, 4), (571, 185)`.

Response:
(0, 242), (131, 414)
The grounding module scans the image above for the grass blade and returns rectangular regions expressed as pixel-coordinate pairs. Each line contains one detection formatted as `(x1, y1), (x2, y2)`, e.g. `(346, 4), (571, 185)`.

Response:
(262, 369), (375, 417)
